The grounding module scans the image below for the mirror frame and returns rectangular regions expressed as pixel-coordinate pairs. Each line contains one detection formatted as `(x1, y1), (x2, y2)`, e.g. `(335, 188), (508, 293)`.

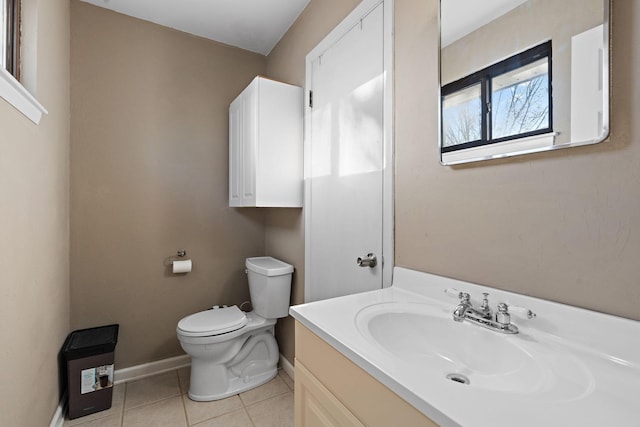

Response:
(438, 0), (611, 166)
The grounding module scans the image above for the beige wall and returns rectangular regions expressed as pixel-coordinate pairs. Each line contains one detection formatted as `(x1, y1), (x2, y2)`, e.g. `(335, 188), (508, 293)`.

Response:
(395, 0), (640, 321)
(70, 1), (267, 368)
(70, 0), (365, 370)
(66, 0), (640, 377)
(265, 0), (361, 365)
(268, 0), (639, 367)
(0, 0), (70, 425)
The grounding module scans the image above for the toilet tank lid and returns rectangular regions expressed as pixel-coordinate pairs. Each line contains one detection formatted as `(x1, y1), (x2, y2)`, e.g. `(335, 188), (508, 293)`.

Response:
(246, 257), (294, 276)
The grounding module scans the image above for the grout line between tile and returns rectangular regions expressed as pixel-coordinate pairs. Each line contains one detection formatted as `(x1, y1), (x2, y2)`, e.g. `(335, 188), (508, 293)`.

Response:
(246, 406), (257, 427)
(123, 372), (183, 411)
(119, 382), (127, 427)
(124, 394), (183, 411)
(240, 389), (291, 408)
(180, 393), (191, 426)
(177, 367), (186, 395)
(173, 370), (190, 426)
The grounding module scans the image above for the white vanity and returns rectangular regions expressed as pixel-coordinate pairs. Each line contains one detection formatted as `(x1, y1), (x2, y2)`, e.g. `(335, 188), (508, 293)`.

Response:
(290, 267), (640, 426)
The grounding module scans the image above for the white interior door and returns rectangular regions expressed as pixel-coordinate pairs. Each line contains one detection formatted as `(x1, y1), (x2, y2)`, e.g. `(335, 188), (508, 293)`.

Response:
(305, 1), (391, 303)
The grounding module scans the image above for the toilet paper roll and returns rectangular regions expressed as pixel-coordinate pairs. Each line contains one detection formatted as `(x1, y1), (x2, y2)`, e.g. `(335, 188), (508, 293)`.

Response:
(172, 259), (192, 274)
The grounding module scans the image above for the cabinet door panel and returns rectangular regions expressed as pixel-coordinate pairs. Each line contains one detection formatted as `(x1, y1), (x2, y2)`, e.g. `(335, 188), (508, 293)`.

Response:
(229, 97), (242, 206)
(241, 82), (257, 205)
(295, 323), (439, 427)
(295, 361), (364, 427)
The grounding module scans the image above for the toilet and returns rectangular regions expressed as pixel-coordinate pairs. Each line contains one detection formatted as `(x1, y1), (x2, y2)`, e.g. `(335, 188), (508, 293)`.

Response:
(176, 256), (293, 401)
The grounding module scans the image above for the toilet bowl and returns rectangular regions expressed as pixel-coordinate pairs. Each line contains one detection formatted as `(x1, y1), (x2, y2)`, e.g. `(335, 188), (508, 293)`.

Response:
(177, 257), (293, 401)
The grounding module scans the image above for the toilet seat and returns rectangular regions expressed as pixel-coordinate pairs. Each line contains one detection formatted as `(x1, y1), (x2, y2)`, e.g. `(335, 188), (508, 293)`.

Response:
(177, 306), (248, 337)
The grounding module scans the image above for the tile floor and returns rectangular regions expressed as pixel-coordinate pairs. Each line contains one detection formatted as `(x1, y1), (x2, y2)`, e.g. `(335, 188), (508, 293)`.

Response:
(63, 367), (295, 427)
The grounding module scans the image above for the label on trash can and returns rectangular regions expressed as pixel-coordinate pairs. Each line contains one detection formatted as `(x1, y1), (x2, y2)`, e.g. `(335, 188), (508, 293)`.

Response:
(80, 364), (114, 394)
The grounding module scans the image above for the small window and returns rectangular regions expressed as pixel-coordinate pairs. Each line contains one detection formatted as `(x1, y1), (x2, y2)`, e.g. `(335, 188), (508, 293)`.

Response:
(442, 41), (552, 153)
(1, 0), (19, 77)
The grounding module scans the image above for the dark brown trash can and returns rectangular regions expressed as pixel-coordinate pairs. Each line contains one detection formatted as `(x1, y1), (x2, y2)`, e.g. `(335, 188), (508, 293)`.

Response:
(62, 324), (119, 420)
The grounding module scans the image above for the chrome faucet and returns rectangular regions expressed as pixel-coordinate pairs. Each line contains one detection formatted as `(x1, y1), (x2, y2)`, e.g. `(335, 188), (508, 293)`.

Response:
(451, 291), (520, 334)
(452, 293), (471, 321)
(453, 292), (492, 321)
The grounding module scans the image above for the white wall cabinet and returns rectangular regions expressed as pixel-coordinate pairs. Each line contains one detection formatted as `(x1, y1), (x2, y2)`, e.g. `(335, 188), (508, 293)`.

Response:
(229, 76), (303, 207)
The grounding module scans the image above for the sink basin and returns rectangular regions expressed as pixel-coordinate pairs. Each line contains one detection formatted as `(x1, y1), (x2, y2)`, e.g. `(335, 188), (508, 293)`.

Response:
(291, 268), (640, 426)
(355, 302), (593, 398)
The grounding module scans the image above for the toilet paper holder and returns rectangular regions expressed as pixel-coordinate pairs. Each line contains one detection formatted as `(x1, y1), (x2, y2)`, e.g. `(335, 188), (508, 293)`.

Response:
(165, 249), (188, 266)
(164, 249), (187, 266)
(166, 249), (192, 274)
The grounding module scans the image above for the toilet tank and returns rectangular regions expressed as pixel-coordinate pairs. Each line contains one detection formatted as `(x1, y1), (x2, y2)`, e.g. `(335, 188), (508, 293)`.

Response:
(246, 257), (293, 319)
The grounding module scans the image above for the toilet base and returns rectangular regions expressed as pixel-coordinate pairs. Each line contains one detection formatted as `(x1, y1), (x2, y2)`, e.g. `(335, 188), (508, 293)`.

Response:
(185, 321), (281, 402)
(188, 367), (278, 401)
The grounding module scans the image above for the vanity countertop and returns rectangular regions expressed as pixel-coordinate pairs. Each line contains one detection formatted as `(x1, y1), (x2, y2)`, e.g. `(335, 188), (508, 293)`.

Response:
(290, 267), (640, 427)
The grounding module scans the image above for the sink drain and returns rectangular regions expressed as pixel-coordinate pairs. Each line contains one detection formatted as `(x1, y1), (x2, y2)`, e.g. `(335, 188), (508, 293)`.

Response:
(446, 373), (470, 385)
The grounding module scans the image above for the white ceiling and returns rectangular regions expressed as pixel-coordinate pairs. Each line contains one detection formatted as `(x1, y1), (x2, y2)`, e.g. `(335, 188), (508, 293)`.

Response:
(79, 0), (311, 55)
(441, 0), (529, 47)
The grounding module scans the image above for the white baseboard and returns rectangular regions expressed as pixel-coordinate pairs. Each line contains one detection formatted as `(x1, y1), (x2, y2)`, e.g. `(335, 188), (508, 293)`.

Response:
(48, 392), (66, 427)
(279, 353), (295, 381)
(113, 354), (191, 384)
(114, 353), (292, 385)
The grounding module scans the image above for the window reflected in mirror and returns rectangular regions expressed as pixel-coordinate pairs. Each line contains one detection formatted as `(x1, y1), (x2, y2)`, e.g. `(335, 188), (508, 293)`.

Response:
(491, 57), (549, 140)
(441, 41), (552, 154)
(442, 83), (482, 149)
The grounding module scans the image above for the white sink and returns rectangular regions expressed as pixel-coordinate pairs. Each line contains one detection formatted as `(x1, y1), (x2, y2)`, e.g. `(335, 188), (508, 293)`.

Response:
(355, 302), (593, 399)
(290, 268), (640, 426)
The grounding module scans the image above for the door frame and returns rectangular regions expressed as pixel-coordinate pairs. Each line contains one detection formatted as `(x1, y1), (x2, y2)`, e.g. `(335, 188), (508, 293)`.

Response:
(304, 0), (394, 302)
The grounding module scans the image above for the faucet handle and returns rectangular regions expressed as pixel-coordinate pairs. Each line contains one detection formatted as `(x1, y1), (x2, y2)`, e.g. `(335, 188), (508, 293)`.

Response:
(495, 302), (511, 326)
(444, 288), (462, 299)
(459, 292), (470, 304)
(444, 288), (470, 303)
(480, 292), (490, 310)
(507, 304), (537, 319)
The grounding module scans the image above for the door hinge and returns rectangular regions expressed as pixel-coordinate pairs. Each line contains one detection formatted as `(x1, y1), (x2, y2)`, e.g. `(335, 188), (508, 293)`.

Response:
(309, 90), (313, 108)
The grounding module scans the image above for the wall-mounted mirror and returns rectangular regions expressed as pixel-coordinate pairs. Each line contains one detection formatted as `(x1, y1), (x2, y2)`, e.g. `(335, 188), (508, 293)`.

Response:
(439, 0), (610, 165)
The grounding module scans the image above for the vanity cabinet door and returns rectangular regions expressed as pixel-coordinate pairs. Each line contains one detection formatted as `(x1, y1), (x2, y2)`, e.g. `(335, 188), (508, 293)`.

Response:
(295, 322), (439, 427)
(295, 361), (364, 427)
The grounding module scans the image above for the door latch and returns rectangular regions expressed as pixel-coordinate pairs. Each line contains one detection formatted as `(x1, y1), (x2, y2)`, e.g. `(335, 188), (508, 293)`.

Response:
(356, 253), (377, 268)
